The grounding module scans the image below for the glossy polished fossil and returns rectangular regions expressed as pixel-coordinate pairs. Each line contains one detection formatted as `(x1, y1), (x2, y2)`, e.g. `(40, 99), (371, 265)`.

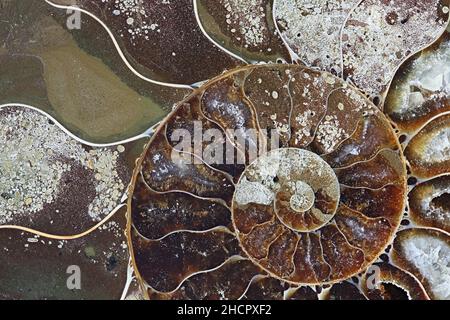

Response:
(128, 64), (407, 298)
(3, 0), (450, 301)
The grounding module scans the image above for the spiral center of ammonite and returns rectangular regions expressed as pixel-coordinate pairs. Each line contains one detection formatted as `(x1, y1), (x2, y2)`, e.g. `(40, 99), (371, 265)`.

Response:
(289, 181), (315, 213)
(233, 148), (340, 233)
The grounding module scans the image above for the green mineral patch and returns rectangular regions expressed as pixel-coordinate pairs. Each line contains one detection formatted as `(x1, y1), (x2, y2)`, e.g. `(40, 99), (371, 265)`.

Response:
(0, 0), (190, 143)
(40, 44), (166, 141)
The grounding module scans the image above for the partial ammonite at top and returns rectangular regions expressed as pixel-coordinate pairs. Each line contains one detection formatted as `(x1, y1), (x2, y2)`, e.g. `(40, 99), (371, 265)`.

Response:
(128, 64), (407, 298)
(385, 28), (450, 233)
(274, 0), (450, 105)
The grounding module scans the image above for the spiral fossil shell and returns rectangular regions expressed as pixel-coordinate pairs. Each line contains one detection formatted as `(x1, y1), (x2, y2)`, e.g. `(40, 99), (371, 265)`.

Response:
(3, 0), (450, 301)
(128, 64), (407, 298)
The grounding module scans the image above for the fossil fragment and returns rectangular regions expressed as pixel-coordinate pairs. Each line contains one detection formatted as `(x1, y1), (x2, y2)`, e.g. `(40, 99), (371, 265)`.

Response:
(385, 31), (450, 133)
(0, 106), (143, 236)
(196, 0), (291, 63)
(274, 0), (359, 76)
(385, 30), (450, 301)
(392, 228), (450, 300)
(0, 207), (129, 299)
(405, 114), (450, 179)
(0, 0), (189, 144)
(362, 263), (429, 300)
(49, 0), (243, 85)
(409, 175), (450, 233)
(342, 0), (449, 103)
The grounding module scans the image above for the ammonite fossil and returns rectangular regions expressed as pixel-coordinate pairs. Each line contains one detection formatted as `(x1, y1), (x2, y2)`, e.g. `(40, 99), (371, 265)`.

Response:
(2, 0), (450, 301)
(383, 27), (450, 300)
(128, 64), (407, 299)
